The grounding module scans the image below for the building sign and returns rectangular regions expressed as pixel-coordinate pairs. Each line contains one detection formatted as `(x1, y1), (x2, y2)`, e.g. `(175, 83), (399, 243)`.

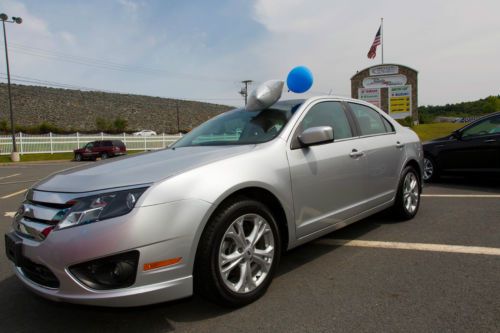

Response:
(369, 65), (399, 76)
(358, 88), (381, 108)
(389, 85), (412, 119)
(362, 74), (407, 88)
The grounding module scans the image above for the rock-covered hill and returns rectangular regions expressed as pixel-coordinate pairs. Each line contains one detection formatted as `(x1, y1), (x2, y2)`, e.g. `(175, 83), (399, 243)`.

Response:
(0, 83), (234, 133)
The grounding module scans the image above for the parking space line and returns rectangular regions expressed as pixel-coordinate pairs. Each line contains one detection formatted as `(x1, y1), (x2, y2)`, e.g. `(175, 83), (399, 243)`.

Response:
(422, 194), (500, 198)
(1, 189), (27, 199)
(319, 239), (500, 256)
(3, 211), (16, 218)
(0, 173), (21, 181)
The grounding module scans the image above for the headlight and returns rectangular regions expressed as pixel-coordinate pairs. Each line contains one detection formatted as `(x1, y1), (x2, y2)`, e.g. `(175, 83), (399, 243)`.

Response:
(56, 187), (148, 230)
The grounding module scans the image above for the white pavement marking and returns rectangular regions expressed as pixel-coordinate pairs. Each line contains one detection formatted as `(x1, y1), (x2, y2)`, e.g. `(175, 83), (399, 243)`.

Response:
(4, 211), (16, 218)
(422, 194), (500, 198)
(319, 239), (500, 256)
(1, 188), (28, 199)
(0, 173), (21, 181)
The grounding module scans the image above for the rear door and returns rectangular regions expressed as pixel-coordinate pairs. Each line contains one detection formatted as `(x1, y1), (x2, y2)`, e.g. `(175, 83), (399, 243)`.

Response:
(346, 102), (405, 207)
(287, 100), (366, 237)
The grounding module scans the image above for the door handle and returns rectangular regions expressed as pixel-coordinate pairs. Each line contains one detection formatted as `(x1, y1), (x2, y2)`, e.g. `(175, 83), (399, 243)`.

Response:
(396, 141), (405, 148)
(349, 149), (365, 158)
(484, 139), (496, 143)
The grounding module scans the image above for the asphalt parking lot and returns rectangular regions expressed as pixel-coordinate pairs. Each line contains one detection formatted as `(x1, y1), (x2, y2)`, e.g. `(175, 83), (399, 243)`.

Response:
(1, 162), (499, 333)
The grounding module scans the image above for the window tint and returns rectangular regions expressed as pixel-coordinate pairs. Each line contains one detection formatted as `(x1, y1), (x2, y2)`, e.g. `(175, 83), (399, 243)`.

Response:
(301, 102), (353, 140)
(93, 141), (101, 147)
(112, 140), (125, 147)
(104, 141), (113, 147)
(349, 103), (387, 135)
(462, 116), (500, 138)
(381, 116), (395, 132)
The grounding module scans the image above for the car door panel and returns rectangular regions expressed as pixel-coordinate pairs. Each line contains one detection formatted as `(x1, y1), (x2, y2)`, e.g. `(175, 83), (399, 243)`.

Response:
(286, 100), (365, 238)
(287, 140), (365, 237)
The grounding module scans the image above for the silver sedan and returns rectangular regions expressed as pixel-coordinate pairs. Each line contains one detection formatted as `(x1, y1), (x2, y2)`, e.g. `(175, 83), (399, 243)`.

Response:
(5, 96), (423, 307)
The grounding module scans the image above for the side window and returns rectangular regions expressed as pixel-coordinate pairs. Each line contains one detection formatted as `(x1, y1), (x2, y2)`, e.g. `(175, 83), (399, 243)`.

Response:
(301, 102), (353, 140)
(349, 103), (388, 136)
(381, 116), (395, 132)
(104, 141), (113, 147)
(462, 116), (500, 138)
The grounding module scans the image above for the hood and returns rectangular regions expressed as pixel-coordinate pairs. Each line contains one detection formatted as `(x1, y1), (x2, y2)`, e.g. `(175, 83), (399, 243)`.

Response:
(34, 145), (255, 193)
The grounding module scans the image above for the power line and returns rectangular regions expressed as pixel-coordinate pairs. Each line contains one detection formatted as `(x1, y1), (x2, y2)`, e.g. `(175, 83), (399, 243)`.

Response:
(0, 72), (242, 103)
(7, 42), (239, 83)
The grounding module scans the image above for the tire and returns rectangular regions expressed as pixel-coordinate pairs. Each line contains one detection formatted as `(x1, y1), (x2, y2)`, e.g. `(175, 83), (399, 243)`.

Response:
(74, 153), (82, 162)
(393, 166), (421, 220)
(194, 197), (281, 307)
(101, 152), (108, 160)
(423, 156), (438, 182)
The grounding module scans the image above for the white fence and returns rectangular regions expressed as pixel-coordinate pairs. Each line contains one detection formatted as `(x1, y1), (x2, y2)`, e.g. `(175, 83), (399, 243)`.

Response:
(0, 132), (183, 155)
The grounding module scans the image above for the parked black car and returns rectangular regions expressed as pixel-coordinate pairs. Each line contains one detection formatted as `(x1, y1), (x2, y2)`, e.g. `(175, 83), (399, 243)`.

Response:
(423, 112), (500, 181)
(74, 140), (127, 161)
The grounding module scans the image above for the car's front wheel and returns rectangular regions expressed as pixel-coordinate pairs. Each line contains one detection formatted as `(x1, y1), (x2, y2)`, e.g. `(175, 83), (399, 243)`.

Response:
(393, 166), (421, 220)
(195, 198), (281, 307)
(74, 153), (82, 162)
(101, 152), (108, 160)
(423, 156), (438, 182)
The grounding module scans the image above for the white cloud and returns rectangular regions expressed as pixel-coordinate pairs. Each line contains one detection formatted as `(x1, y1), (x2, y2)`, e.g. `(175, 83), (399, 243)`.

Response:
(250, 0), (500, 105)
(116, 0), (140, 13)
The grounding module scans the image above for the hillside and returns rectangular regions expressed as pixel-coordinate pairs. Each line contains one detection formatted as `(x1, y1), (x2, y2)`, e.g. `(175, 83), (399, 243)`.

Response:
(418, 95), (499, 118)
(0, 83), (233, 134)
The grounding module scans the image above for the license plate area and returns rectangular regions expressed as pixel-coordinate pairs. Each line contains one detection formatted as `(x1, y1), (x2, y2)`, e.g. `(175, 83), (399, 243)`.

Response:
(5, 232), (23, 266)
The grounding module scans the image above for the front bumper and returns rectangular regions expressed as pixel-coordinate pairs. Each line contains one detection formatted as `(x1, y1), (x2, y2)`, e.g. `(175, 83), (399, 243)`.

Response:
(7, 199), (212, 307)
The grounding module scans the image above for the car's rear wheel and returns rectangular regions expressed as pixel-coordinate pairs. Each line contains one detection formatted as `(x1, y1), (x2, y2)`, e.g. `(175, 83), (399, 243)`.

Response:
(195, 198), (281, 307)
(393, 166), (421, 220)
(423, 156), (438, 182)
(74, 153), (82, 162)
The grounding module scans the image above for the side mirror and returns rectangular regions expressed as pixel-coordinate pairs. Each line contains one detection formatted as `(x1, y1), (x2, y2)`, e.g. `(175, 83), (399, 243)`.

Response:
(298, 126), (334, 147)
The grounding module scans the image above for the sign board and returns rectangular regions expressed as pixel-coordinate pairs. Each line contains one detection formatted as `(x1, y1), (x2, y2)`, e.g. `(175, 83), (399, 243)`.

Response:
(358, 88), (381, 108)
(362, 74), (407, 88)
(389, 85), (411, 119)
(369, 65), (399, 76)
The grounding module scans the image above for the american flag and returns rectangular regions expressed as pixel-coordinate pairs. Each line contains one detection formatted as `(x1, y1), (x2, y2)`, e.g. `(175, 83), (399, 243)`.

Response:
(367, 26), (381, 59)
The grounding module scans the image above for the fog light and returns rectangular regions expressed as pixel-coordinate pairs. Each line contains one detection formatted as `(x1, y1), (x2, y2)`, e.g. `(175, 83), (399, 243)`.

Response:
(69, 251), (139, 290)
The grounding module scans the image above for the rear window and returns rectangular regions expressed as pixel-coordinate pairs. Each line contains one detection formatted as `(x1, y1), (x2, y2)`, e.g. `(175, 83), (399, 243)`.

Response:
(112, 140), (125, 147)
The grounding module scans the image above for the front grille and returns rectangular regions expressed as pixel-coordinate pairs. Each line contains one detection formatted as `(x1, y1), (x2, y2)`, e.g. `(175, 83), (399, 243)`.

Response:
(20, 258), (60, 288)
(14, 200), (71, 241)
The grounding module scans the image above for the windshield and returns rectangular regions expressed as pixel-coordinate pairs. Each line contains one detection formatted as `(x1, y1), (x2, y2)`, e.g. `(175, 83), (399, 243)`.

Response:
(173, 100), (303, 147)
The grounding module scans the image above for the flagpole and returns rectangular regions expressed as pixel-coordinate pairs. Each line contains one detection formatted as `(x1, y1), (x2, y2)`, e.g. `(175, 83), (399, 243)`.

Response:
(381, 17), (384, 64)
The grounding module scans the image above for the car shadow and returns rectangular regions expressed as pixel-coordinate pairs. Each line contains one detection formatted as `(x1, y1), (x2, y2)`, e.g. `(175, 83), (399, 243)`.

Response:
(0, 213), (392, 331)
(428, 175), (500, 194)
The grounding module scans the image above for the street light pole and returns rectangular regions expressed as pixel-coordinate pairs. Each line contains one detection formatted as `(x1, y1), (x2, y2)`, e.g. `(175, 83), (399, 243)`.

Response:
(239, 80), (253, 106)
(0, 14), (22, 161)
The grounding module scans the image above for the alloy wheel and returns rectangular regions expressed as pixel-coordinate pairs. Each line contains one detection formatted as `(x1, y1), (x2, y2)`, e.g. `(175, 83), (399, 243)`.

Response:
(403, 172), (419, 214)
(218, 213), (275, 294)
(423, 158), (434, 181)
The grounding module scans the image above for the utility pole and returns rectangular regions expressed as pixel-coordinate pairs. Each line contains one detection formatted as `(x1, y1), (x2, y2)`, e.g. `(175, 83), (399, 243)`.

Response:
(175, 100), (180, 133)
(0, 13), (22, 162)
(239, 80), (253, 105)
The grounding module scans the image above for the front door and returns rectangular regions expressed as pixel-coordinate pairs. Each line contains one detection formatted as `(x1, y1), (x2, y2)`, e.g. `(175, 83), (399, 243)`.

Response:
(287, 101), (365, 238)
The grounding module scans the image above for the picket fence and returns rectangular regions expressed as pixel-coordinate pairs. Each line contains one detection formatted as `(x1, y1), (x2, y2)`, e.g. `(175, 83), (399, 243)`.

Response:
(0, 132), (183, 155)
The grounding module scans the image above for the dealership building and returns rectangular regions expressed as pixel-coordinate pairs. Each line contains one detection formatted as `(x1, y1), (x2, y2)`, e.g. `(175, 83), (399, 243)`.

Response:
(351, 64), (419, 124)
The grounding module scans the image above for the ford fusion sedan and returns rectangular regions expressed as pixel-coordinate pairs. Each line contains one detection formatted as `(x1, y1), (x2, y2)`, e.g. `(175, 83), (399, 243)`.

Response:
(423, 112), (500, 181)
(5, 96), (423, 307)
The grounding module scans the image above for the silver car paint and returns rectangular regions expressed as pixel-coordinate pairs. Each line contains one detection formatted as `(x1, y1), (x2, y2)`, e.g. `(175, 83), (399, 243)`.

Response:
(10, 96), (422, 306)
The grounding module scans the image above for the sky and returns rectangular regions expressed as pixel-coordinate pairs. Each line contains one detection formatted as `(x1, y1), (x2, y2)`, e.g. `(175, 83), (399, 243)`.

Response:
(0, 0), (499, 107)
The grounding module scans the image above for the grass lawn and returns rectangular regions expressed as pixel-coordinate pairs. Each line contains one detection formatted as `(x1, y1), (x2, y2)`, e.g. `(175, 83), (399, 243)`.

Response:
(0, 150), (147, 163)
(411, 123), (465, 142)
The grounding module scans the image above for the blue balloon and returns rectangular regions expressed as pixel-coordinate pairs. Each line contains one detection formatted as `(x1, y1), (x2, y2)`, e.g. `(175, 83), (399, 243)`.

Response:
(286, 66), (313, 93)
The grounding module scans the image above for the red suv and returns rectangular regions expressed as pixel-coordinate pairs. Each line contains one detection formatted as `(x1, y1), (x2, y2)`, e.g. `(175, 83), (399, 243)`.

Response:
(74, 140), (127, 161)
